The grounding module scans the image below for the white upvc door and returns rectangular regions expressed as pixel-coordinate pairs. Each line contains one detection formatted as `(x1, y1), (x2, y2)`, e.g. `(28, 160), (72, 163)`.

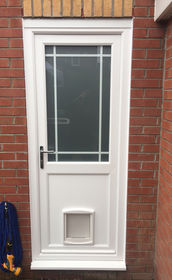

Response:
(23, 19), (132, 270)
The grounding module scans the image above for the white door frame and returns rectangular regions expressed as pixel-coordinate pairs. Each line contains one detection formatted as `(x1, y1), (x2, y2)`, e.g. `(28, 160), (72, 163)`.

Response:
(23, 18), (133, 271)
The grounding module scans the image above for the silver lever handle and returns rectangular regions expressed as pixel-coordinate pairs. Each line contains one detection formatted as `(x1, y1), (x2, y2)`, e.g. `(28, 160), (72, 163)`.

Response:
(40, 146), (55, 169)
(41, 150), (55, 154)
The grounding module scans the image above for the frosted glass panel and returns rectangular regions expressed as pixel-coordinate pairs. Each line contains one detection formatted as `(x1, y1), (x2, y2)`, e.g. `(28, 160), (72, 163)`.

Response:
(45, 46), (111, 162)
(45, 57), (55, 151)
(57, 56), (99, 152)
(66, 214), (90, 238)
(56, 46), (98, 54)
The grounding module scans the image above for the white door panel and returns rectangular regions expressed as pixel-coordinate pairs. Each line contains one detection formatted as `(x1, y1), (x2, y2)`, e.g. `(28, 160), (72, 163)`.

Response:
(23, 19), (132, 270)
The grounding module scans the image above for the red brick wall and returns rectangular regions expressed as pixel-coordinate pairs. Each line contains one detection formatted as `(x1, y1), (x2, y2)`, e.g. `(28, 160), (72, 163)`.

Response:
(155, 18), (172, 280)
(126, 1), (164, 279)
(0, 0), (165, 279)
(0, 0), (31, 279)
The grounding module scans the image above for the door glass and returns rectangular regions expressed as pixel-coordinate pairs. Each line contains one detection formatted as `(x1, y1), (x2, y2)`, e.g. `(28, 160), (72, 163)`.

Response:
(45, 46), (111, 162)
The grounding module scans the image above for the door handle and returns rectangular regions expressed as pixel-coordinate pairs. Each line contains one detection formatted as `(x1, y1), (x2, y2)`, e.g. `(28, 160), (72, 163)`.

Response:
(40, 146), (55, 169)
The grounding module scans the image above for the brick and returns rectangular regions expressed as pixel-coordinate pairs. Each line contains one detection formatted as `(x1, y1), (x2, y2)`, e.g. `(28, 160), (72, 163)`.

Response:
(132, 49), (145, 59)
(12, 78), (25, 87)
(0, 107), (25, 115)
(165, 57), (172, 69)
(11, 59), (24, 68)
(13, 98), (26, 107)
(0, 49), (23, 58)
(16, 153), (28, 160)
(148, 28), (165, 38)
(134, 18), (159, 28)
(130, 135), (155, 144)
(165, 68), (172, 79)
(130, 127), (142, 134)
(9, 18), (22, 27)
(133, 29), (147, 38)
(144, 108), (161, 116)
(164, 90), (172, 99)
(0, 58), (9, 68)
(0, 98), (11, 106)
(0, 135), (14, 143)
(0, 39), (8, 48)
(142, 162), (159, 170)
(17, 170), (28, 177)
(132, 60), (160, 69)
(145, 89), (162, 98)
(0, 69), (24, 78)
(130, 99), (157, 107)
(133, 39), (161, 49)
(15, 135), (27, 144)
(0, 19), (8, 27)
(128, 162), (141, 169)
(0, 116), (13, 124)
(132, 69), (145, 79)
(130, 117), (157, 126)
(130, 108), (143, 116)
(129, 144), (141, 152)
(128, 195), (140, 203)
(131, 89), (144, 98)
(4, 178), (28, 185)
(0, 79), (10, 87)
(133, 7), (147, 17)
(142, 144), (160, 153)
(0, 0), (7, 6)
(0, 8), (22, 17)
(144, 127), (160, 134)
(0, 186), (16, 193)
(3, 144), (28, 152)
(4, 194), (29, 202)
(128, 171), (154, 178)
(164, 79), (172, 90)
(1, 126), (27, 134)
(9, 38), (23, 48)
(134, 0), (154, 7)
(163, 111), (172, 121)
(128, 187), (153, 195)
(166, 47), (172, 59)
(166, 37), (172, 49)
(0, 88), (25, 97)
(131, 79), (160, 88)
(0, 170), (16, 177)
(0, 153), (15, 160)
(3, 161), (27, 169)
(0, 29), (22, 38)
(8, 0), (21, 6)
(147, 49), (164, 59)
(14, 117), (27, 125)
(146, 70), (163, 78)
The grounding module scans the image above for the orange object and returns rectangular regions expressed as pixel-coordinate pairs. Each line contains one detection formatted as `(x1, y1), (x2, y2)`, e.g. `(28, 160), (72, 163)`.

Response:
(2, 253), (22, 276)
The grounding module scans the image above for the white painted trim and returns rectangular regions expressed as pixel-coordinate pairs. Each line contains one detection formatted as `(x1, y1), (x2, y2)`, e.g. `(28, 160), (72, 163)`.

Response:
(154, 0), (172, 21)
(63, 209), (94, 245)
(53, 46), (58, 161)
(45, 54), (111, 57)
(23, 18), (133, 271)
(31, 260), (126, 270)
(23, 18), (132, 30)
(98, 46), (103, 161)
